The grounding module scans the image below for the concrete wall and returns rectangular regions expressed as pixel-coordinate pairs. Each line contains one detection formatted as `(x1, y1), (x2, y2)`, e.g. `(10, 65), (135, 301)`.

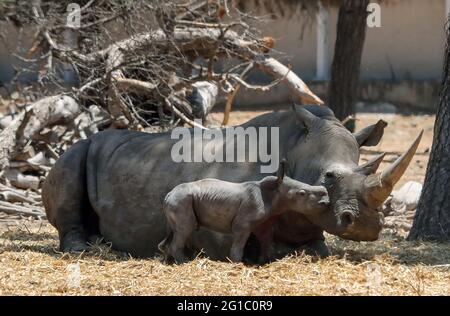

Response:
(362, 0), (446, 80)
(227, 0), (446, 110)
(245, 0), (446, 81)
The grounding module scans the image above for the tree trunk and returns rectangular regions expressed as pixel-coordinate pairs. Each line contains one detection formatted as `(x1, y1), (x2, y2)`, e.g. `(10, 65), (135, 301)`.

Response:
(408, 20), (450, 242)
(327, 0), (369, 131)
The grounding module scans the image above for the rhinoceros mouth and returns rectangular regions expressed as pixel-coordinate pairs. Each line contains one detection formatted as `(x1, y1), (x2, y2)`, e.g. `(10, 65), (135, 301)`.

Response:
(337, 210), (385, 241)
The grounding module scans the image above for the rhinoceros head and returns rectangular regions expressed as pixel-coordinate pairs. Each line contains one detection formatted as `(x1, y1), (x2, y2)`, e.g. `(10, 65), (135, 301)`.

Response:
(287, 105), (422, 241)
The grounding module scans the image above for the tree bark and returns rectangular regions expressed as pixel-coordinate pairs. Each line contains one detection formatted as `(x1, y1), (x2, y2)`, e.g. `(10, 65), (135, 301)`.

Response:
(327, 0), (369, 131)
(408, 20), (450, 242)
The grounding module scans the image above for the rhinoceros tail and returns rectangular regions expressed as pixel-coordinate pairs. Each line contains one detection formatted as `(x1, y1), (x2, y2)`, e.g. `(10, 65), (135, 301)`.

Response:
(158, 229), (173, 255)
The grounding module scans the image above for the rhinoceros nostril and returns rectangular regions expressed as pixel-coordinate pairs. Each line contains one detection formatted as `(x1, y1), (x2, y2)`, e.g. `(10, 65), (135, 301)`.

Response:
(318, 196), (330, 205)
(340, 211), (355, 227)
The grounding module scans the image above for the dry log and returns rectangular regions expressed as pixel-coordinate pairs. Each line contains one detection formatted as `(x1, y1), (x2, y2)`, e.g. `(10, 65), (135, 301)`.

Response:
(0, 190), (37, 204)
(8, 152), (53, 173)
(8, 161), (51, 173)
(3, 169), (41, 191)
(0, 95), (80, 170)
(115, 78), (158, 94)
(97, 28), (264, 61)
(0, 200), (45, 219)
(74, 105), (112, 139)
(165, 98), (208, 129)
(98, 27), (273, 126)
(257, 58), (324, 105)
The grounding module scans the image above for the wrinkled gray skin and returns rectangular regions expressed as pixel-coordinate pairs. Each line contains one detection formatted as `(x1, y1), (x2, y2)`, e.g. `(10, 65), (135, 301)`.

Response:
(159, 175), (331, 263)
(42, 105), (388, 261)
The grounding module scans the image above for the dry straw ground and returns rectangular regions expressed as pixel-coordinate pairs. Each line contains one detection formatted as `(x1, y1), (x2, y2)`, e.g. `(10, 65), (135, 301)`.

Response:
(0, 111), (448, 296)
(1, 221), (449, 295)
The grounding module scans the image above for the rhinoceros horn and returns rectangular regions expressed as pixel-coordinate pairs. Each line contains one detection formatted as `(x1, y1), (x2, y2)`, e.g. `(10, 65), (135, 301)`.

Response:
(356, 152), (386, 175)
(277, 159), (287, 184)
(364, 130), (424, 207)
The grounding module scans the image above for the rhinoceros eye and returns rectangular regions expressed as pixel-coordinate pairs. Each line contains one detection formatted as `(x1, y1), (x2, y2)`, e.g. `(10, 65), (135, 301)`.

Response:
(325, 171), (335, 179)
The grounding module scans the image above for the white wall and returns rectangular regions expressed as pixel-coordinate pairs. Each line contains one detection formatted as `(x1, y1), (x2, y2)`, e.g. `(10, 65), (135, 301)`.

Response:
(249, 0), (446, 81)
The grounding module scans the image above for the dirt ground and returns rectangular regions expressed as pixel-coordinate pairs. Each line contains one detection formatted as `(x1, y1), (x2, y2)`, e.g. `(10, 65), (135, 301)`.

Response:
(1, 109), (449, 296)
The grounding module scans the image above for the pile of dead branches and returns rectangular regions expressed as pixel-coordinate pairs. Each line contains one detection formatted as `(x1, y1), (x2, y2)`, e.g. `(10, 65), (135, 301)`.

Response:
(0, 0), (323, 219)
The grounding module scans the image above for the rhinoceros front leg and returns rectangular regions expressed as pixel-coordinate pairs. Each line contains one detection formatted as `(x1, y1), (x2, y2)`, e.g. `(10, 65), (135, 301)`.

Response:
(229, 224), (252, 262)
(252, 217), (276, 264)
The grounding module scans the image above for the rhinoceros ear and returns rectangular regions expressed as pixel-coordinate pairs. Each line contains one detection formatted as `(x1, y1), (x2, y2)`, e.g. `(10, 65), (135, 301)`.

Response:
(353, 120), (387, 147)
(293, 104), (319, 129)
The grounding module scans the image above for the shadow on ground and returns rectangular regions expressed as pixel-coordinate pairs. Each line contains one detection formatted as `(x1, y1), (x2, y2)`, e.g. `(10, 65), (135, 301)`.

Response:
(1, 223), (449, 266)
(327, 232), (450, 266)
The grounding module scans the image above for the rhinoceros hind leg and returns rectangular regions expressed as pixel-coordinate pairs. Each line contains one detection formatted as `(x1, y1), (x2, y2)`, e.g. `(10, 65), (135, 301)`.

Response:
(165, 205), (196, 264)
(168, 234), (190, 263)
(42, 139), (94, 254)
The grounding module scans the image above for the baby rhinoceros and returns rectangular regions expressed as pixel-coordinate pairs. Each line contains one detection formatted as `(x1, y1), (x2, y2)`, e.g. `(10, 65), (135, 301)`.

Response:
(158, 163), (329, 263)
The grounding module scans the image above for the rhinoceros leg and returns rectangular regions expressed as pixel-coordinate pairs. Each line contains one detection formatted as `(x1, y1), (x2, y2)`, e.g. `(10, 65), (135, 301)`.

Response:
(229, 223), (252, 262)
(42, 139), (95, 253)
(252, 217), (276, 264)
(164, 202), (197, 263)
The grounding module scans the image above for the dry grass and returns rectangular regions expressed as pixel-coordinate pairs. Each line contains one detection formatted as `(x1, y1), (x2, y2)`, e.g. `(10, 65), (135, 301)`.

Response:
(0, 220), (449, 296)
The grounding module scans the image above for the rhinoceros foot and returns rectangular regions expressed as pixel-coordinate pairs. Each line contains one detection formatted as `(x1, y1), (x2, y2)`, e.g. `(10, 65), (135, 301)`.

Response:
(61, 241), (89, 253)
(60, 231), (90, 253)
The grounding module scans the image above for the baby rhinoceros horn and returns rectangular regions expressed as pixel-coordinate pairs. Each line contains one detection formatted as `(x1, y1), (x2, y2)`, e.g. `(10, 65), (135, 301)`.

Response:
(277, 159), (287, 184)
(363, 130), (423, 208)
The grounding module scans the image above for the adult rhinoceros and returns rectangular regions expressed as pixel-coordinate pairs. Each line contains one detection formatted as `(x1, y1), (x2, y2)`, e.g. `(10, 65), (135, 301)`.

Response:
(42, 105), (422, 259)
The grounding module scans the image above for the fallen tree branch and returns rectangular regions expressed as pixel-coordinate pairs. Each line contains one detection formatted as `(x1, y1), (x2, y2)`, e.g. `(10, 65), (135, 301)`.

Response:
(228, 71), (287, 92)
(0, 190), (38, 204)
(0, 200), (45, 219)
(222, 62), (254, 126)
(115, 78), (158, 94)
(3, 169), (41, 191)
(222, 84), (241, 126)
(0, 95), (80, 170)
(257, 57), (324, 105)
(165, 98), (208, 129)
